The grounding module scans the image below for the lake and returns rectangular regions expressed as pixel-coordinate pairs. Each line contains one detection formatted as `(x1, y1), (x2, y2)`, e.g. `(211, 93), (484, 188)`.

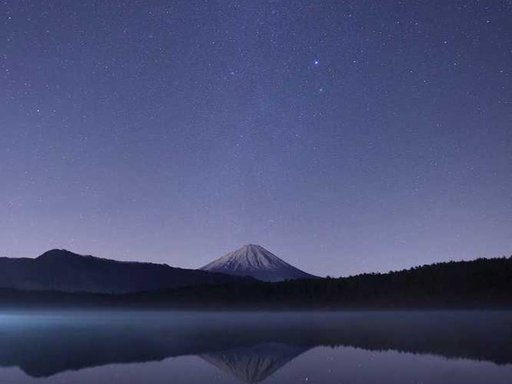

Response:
(0, 310), (510, 383)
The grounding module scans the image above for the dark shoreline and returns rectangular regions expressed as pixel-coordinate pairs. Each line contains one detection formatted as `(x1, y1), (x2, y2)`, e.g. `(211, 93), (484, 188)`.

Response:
(0, 287), (511, 311)
(0, 255), (510, 310)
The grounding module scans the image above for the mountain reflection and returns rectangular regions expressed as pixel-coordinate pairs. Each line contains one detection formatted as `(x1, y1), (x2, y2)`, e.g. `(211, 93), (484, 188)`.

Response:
(201, 343), (308, 383)
(0, 311), (510, 381)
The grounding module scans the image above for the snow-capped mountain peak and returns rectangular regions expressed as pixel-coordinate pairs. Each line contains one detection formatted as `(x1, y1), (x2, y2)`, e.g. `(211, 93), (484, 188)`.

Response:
(200, 244), (316, 282)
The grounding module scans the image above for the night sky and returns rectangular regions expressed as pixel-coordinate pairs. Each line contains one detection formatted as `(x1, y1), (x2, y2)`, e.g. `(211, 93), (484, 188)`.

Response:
(1, 1), (511, 276)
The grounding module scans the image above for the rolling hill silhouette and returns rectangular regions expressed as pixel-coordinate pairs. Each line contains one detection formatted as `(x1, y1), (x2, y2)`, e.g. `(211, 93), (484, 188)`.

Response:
(0, 249), (251, 293)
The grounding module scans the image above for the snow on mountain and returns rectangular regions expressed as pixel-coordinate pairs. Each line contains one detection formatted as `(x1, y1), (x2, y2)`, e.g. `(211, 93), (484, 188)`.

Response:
(199, 244), (316, 282)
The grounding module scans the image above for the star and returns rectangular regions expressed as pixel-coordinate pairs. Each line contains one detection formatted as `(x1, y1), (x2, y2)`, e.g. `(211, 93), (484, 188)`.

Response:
(0, 0), (509, 277)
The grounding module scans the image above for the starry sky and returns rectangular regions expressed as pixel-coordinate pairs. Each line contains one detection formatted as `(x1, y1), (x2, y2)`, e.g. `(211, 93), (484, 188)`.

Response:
(1, 0), (511, 277)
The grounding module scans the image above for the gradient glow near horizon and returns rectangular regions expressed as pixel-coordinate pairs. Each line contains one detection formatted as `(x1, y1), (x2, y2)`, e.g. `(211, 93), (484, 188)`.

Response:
(1, 1), (511, 276)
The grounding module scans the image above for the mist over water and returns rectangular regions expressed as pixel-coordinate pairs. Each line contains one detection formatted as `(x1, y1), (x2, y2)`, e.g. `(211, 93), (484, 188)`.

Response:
(0, 311), (511, 383)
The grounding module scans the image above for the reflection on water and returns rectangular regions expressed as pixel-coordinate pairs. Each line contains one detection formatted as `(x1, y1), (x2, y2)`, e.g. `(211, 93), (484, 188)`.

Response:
(201, 343), (308, 383)
(0, 311), (510, 383)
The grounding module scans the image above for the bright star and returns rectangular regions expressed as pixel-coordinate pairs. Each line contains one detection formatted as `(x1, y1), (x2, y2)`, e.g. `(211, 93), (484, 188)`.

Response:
(314, 59), (319, 65)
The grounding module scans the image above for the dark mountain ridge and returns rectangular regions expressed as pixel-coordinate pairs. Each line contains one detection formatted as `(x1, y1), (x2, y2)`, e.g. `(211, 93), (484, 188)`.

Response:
(0, 255), (510, 309)
(117, 255), (512, 309)
(0, 249), (251, 294)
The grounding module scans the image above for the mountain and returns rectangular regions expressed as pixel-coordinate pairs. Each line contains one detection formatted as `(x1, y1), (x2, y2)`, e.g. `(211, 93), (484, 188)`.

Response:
(1, 250), (511, 309)
(0, 249), (251, 294)
(200, 244), (317, 282)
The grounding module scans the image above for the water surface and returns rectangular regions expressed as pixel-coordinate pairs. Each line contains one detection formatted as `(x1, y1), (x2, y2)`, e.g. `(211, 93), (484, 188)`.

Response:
(0, 311), (510, 383)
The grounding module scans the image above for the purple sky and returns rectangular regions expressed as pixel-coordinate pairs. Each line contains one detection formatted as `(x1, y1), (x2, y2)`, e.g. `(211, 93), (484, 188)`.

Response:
(1, 1), (511, 277)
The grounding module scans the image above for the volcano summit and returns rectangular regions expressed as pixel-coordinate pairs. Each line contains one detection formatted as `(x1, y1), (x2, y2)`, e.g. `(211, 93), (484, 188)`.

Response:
(200, 244), (317, 282)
